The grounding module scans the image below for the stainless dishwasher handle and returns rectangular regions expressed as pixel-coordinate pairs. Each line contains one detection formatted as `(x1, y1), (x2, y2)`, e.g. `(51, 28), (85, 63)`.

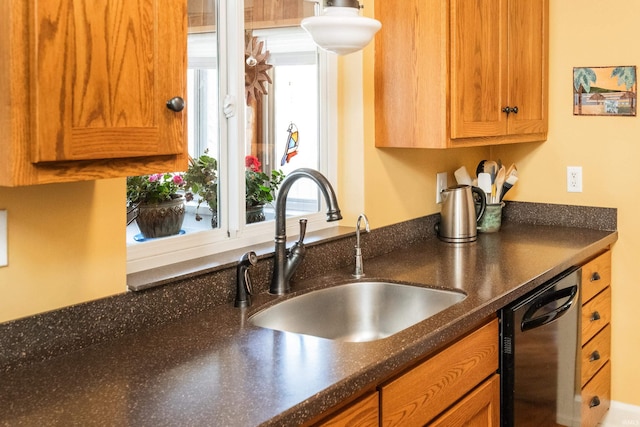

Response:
(521, 285), (579, 331)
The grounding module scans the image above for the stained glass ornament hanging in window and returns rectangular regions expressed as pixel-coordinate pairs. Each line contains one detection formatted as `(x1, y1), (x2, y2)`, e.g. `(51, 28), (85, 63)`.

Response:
(280, 122), (299, 166)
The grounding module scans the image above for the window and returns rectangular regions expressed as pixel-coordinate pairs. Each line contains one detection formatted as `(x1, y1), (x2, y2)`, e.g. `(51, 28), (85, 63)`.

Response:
(126, 0), (337, 274)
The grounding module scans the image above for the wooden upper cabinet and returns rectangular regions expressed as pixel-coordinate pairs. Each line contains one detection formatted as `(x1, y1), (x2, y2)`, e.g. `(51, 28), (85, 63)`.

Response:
(506, 0), (548, 137)
(0, 0), (187, 186)
(450, 0), (509, 139)
(375, 0), (548, 148)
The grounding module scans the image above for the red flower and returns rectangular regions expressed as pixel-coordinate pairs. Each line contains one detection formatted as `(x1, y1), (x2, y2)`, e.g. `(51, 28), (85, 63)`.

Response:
(245, 155), (262, 172)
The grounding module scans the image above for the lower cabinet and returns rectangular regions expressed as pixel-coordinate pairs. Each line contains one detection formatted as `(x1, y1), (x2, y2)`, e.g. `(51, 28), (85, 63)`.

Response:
(430, 374), (500, 427)
(579, 250), (612, 426)
(380, 318), (499, 426)
(314, 318), (499, 427)
(316, 391), (379, 427)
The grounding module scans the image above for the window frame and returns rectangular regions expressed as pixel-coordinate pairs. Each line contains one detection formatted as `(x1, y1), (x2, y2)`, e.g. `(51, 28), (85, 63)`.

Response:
(126, 0), (338, 275)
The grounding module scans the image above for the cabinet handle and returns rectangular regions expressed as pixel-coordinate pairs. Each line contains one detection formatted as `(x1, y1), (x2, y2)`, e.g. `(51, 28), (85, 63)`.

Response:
(589, 350), (601, 362)
(502, 106), (519, 115)
(166, 96), (185, 112)
(589, 396), (601, 408)
(590, 311), (601, 321)
(591, 272), (601, 282)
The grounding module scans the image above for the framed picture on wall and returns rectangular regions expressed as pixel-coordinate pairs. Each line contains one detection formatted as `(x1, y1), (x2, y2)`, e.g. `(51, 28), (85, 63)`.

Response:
(573, 65), (637, 116)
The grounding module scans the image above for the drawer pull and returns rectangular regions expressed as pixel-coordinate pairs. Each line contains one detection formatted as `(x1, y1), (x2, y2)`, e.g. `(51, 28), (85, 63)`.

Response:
(589, 396), (601, 408)
(591, 272), (601, 282)
(590, 311), (601, 322)
(589, 350), (601, 362)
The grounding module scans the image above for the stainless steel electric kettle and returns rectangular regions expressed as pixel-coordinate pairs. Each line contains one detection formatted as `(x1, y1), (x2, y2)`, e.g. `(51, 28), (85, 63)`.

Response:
(436, 185), (486, 243)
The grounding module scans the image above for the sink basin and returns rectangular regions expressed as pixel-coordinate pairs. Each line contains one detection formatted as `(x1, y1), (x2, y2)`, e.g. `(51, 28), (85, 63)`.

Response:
(249, 281), (466, 342)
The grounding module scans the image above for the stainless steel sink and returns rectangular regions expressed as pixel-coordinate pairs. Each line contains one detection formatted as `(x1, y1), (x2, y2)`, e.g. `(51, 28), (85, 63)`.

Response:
(249, 281), (466, 342)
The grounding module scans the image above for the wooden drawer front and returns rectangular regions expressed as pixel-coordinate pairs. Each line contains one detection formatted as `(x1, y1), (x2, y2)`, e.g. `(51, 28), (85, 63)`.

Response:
(429, 374), (500, 427)
(581, 362), (611, 427)
(581, 251), (611, 303)
(582, 287), (611, 345)
(317, 392), (379, 427)
(380, 319), (499, 427)
(581, 325), (611, 387)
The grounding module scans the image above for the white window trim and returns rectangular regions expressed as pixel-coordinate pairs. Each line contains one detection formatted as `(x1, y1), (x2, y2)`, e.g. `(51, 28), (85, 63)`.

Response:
(126, 2), (338, 275)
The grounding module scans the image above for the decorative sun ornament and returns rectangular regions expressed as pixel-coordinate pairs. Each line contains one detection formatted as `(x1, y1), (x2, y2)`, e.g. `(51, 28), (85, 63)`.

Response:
(245, 36), (273, 104)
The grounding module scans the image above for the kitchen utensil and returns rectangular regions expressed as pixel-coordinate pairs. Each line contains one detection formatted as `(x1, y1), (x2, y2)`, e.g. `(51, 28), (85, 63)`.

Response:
(494, 166), (506, 203)
(477, 173), (492, 198)
(436, 185), (486, 243)
(454, 166), (473, 185)
(484, 160), (498, 180)
(476, 160), (486, 178)
(500, 175), (519, 200)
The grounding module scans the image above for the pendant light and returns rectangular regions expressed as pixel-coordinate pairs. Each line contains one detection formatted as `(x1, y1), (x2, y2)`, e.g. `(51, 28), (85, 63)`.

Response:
(301, 0), (381, 55)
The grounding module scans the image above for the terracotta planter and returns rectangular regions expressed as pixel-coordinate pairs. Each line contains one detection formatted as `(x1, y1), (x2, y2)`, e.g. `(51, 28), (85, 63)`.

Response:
(135, 196), (185, 238)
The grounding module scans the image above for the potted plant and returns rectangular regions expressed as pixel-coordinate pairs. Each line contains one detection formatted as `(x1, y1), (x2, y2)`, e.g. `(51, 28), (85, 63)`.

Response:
(244, 155), (285, 223)
(184, 151), (219, 227)
(183, 152), (284, 227)
(126, 173), (186, 239)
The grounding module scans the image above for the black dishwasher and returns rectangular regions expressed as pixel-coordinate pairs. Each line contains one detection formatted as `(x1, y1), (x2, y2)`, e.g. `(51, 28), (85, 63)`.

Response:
(500, 267), (581, 427)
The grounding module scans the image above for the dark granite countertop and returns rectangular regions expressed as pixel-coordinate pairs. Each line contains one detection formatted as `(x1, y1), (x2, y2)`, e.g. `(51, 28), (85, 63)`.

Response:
(0, 217), (617, 426)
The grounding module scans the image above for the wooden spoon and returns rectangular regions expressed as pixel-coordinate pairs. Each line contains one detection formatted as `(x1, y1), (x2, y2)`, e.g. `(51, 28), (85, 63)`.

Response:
(494, 166), (506, 203)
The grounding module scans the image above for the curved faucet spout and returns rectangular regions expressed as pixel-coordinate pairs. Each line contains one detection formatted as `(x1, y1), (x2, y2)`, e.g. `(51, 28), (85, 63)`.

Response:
(270, 168), (342, 295)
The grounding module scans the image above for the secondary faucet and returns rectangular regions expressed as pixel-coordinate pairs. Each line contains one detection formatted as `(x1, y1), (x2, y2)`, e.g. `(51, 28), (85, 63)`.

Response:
(270, 168), (342, 295)
(352, 213), (370, 278)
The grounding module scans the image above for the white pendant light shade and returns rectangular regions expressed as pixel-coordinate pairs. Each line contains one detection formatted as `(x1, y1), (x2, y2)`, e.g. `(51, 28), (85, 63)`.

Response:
(301, 3), (381, 55)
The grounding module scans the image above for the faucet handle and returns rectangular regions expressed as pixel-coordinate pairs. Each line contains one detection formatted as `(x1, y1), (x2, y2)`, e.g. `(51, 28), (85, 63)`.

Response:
(297, 218), (308, 244)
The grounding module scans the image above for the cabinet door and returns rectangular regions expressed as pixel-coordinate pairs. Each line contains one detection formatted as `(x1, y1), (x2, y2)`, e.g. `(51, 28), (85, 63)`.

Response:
(507, 0), (548, 136)
(451, 0), (509, 139)
(316, 392), (379, 427)
(32, 0), (186, 163)
(429, 375), (500, 427)
(380, 319), (499, 426)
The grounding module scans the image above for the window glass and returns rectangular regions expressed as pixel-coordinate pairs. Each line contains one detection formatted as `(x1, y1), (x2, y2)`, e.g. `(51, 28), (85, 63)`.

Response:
(244, 26), (319, 223)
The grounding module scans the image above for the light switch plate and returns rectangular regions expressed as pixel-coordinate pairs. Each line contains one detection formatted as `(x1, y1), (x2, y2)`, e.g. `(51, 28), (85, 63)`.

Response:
(436, 172), (448, 203)
(0, 210), (6, 267)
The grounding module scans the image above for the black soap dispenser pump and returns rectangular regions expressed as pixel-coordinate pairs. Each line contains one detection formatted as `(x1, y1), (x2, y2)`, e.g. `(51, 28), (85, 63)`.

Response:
(235, 251), (258, 308)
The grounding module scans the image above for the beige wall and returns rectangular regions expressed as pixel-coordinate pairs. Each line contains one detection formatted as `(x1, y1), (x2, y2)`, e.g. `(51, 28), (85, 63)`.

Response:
(0, 0), (637, 407)
(0, 179), (125, 322)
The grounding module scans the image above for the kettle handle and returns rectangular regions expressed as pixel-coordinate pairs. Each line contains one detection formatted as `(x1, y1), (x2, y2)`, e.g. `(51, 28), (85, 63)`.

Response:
(471, 186), (486, 222)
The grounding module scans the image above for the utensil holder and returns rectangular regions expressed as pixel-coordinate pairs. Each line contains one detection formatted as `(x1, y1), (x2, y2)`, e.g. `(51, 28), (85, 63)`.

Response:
(478, 202), (504, 233)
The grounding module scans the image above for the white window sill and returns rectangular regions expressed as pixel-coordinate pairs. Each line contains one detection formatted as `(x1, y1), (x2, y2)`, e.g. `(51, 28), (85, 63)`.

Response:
(126, 224), (353, 291)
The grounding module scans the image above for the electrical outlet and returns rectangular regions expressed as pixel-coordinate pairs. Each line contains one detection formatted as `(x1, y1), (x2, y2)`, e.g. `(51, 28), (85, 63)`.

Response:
(0, 210), (6, 267)
(567, 166), (583, 193)
(436, 172), (448, 203)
